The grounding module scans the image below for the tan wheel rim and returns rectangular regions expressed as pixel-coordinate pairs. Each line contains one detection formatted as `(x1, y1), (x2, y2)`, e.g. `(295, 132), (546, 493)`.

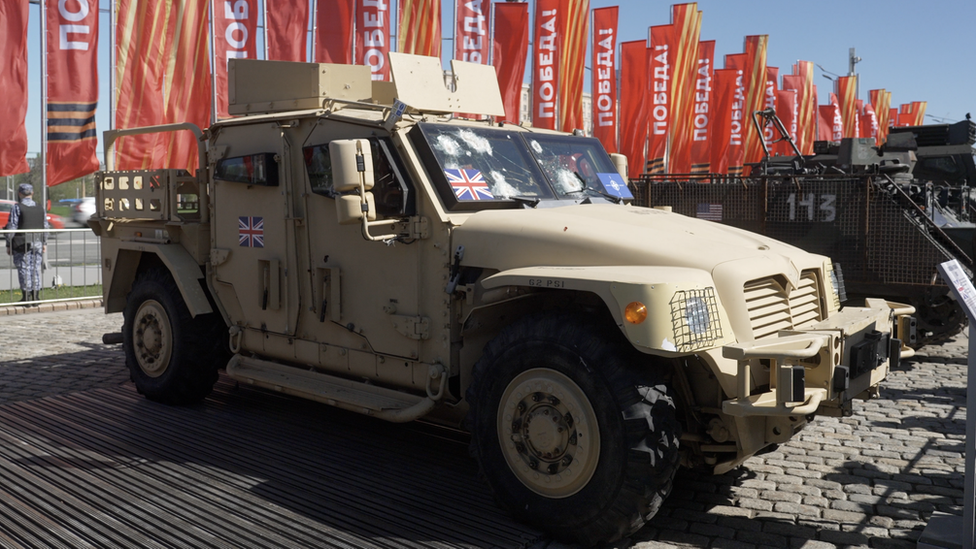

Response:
(133, 300), (172, 378)
(497, 368), (601, 498)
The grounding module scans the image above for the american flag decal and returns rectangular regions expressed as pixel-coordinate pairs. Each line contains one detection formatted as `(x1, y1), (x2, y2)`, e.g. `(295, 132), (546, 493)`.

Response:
(239, 216), (264, 247)
(445, 169), (494, 201)
(696, 203), (723, 222)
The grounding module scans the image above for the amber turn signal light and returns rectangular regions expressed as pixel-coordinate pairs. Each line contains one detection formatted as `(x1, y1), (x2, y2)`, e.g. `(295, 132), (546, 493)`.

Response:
(624, 301), (648, 324)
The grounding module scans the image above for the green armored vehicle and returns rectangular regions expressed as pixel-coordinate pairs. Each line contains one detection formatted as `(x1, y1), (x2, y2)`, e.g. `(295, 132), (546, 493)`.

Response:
(92, 54), (913, 545)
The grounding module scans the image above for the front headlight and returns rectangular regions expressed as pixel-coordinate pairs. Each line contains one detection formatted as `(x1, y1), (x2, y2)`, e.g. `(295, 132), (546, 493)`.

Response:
(670, 288), (722, 351)
(827, 261), (847, 308)
(685, 296), (711, 335)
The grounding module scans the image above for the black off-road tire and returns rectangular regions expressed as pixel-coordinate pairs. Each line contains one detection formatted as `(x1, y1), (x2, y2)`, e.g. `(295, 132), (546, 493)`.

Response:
(123, 268), (229, 405)
(467, 314), (681, 546)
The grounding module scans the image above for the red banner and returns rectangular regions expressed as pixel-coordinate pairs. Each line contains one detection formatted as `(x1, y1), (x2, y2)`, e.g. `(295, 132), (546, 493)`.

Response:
(492, 2), (528, 124)
(819, 94), (842, 142)
(116, 0), (211, 171)
(46, 0), (100, 186)
(775, 88), (797, 156)
(911, 101), (927, 126)
(761, 66), (778, 152)
(667, 3), (700, 175)
(870, 89), (890, 143)
(455, 0), (491, 63)
(740, 35), (767, 165)
(356, 0), (391, 80)
(835, 75), (857, 138)
(710, 68), (736, 175)
(316, 0), (354, 64)
(399, 0), (441, 58)
(590, 6), (617, 153)
(689, 40), (714, 173)
(618, 41), (648, 179)
(531, 0), (560, 129)
(790, 60), (816, 155)
(0, 0), (30, 176)
(116, 0), (170, 170)
(215, 0), (258, 119)
(646, 24), (672, 174)
(557, 0), (587, 133)
(860, 102), (878, 143)
(724, 53), (745, 175)
(267, 0), (308, 61)
(818, 105), (833, 142)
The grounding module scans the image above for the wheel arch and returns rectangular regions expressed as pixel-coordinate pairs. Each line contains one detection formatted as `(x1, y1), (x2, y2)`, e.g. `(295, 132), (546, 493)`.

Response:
(104, 242), (213, 317)
(458, 286), (693, 414)
(476, 265), (735, 355)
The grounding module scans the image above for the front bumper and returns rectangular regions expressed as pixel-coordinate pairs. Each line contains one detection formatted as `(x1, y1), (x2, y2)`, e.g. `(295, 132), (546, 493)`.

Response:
(721, 298), (914, 418)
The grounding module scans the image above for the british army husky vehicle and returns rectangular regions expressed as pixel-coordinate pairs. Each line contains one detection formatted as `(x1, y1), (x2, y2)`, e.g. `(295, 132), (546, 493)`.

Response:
(92, 54), (914, 545)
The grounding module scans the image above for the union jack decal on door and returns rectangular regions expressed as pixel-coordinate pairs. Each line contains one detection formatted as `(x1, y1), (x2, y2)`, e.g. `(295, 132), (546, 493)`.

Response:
(239, 216), (264, 247)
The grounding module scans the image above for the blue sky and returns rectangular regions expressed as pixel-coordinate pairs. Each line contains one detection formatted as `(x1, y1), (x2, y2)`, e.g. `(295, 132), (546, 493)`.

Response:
(18, 0), (975, 164)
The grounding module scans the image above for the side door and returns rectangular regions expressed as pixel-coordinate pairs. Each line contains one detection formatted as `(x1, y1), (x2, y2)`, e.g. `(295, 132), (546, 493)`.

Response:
(210, 122), (299, 339)
(299, 124), (424, 362)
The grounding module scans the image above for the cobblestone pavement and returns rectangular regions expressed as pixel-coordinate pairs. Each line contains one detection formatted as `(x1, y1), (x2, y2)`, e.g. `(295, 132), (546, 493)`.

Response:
(0, 309), (968, 549)
(0, 308), (127, 403)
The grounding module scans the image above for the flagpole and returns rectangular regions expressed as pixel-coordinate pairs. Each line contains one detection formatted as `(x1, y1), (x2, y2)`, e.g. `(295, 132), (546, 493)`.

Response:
(310, 0), (317, 62)
(110, 0), (116, 169)
(209, 0), (218, 124)
(40, 0), (48, 203)
(262, 0), (269, 59)
(452, 0), (457, 62)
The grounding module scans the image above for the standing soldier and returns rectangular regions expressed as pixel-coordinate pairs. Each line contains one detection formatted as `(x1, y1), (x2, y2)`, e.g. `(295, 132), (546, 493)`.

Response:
(4, 183), (48, 306)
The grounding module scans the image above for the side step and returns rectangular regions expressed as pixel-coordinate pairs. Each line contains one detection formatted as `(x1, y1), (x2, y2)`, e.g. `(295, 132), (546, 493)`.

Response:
(226, 355), (445, 423)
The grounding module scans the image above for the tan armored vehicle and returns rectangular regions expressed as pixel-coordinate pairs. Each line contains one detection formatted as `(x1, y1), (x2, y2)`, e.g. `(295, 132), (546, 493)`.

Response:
(93, 54), (914, 545)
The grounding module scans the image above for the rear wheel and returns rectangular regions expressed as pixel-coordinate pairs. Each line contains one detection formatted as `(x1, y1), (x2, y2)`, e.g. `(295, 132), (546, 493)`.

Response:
(123, 268), (229, 404)
(467, 314), (680, 546)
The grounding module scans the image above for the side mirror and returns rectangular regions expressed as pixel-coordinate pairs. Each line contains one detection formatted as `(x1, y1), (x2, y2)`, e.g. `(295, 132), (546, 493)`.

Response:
(336, 193), (377, 225)
(330, 139), (374, 192)
(610, 153), (629, 181)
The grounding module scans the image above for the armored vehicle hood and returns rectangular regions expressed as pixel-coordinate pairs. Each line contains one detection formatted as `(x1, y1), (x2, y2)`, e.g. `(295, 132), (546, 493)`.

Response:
(452, 204), (820, 276)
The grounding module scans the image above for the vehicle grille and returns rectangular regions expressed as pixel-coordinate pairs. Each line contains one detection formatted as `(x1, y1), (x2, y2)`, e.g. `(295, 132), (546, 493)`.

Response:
(745, 270), (824, 340)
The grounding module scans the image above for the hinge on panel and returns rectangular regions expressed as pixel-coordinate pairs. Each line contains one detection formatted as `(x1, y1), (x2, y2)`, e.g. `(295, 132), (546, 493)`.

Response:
(409, 216), (429, 239)
(391, 315), (430, 340)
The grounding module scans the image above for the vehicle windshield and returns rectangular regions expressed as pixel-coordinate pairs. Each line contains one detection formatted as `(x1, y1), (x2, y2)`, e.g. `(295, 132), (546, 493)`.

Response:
(522, 133), (626, 199)
(411, 123), (629, 211)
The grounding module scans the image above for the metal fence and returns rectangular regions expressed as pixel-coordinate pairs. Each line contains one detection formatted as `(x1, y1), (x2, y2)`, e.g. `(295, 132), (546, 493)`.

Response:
(632, 175), (968, 289)
(0, 227), (102, 307)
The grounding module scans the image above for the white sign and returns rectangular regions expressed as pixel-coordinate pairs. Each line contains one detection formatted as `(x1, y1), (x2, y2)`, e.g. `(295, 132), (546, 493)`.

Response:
(938, 260), (976, 321)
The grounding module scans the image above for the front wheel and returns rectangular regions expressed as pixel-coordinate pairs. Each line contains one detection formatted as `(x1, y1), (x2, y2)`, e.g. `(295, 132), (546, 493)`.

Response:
(467, 314), (680, 546)
(123, 268), (229, 404)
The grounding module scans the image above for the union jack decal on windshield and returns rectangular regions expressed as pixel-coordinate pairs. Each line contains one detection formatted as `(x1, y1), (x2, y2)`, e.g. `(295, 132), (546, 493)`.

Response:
(445, 169), (494, 201)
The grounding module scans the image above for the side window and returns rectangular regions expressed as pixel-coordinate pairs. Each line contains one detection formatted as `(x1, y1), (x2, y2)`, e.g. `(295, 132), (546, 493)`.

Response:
(303, 138), (414, 218)
(215, 153), (279, 186)
(303, 145), (334, 195)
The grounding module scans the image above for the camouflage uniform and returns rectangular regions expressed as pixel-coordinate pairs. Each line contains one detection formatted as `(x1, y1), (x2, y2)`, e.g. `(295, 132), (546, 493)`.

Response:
(4, 185), (49, 300)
